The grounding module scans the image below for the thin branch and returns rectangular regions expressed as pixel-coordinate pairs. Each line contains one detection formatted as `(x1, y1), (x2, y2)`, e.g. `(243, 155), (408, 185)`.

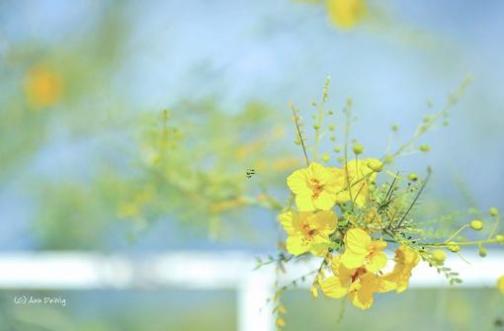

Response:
(290, 103), (310, 167)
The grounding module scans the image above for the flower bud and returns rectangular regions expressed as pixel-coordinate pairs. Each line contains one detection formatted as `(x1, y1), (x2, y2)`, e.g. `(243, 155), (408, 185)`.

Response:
(383, 154), (394, 164)
(447, 242), (460, 253)
(408, 173), (418, 181)
(367, 159), (384, 172)
(419, 144), (431, 152)
(470, 219), (484, 231)
(479, 245), (488, 258)
(352, 143), (364, 155)
(496, 234), (504, 243)
(489, 207), (499, 217)
(431, 249), (446, 265)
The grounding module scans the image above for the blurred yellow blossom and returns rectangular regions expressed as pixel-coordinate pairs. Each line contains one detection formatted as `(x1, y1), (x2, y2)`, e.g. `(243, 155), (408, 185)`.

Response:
(24, 65), (62, 108)
(326, 0), (366, 29)
(209, 197), (246, 214)
(341, 228), (387, 272)
(278, 210), (337, 256)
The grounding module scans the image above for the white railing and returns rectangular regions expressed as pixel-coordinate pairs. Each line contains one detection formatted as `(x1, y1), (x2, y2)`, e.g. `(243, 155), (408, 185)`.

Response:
(0, 251), (502, 331)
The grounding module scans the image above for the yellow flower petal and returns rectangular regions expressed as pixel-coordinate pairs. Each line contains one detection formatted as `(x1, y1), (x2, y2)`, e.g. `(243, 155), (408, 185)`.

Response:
(320, 276), (348, 298)
(341, 228), (371, 268)
(294, 193), (316, 211)
(278, 211), (295, 234)
(314, 191), (336, 210)
(366, 251), (387, 273)
(383, 245), (420, 293)
(285, 236), (309, 255)
(344, 228), (371, 255)
(287, 168), (310, 195)
(350, 286), (374, 310)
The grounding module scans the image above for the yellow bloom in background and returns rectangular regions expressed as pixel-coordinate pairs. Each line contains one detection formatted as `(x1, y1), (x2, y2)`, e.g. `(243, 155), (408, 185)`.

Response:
(498, 276), (504, 295)
(278, 210), (337, 256)
(24, 65), (62, 108)
(383, 245), (420, 293)
(287, 162), (342, 211)
(320, 256), (395, 309)
(326, 0), (366, 29)
(334, 159), (378, 207)
(341, 228), (387, 272)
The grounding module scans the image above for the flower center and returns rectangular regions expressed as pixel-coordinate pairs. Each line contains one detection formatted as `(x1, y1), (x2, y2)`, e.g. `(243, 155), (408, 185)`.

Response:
(309, 178), (324, 198)
(351, 268), (367, 283)
(301, 223), (317, 239)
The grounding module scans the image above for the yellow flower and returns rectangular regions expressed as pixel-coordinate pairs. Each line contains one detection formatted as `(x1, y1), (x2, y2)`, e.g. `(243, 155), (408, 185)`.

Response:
(278, 210), (337, 256)
(326, 0), (366, 29)
(383, 245), (420, 293)
(320, 256), (395, 309)
(341, 228), (387, 272)
(24, 65), (62, 108)
(334, 159), (379, 207)
(498, 276), (504, 295)
(287, 162), (342, 211)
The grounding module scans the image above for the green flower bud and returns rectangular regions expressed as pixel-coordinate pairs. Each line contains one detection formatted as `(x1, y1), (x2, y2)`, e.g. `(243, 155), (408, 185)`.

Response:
(367, 159), (384, 172)
(352, 143), (364, 155)
(408, 173), (418, 181)
(419, 144), (431, 153)
(431, 249), (446, 265)
(479, 245), (488, 258)
(383, 154), (394, 164)
(470, 219), (484, 231)
(447, 242), (460, 253)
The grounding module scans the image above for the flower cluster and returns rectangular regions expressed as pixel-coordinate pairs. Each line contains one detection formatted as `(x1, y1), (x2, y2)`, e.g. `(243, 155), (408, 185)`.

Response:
(266, 79), (503, 325)
(279, 160), (421, 309)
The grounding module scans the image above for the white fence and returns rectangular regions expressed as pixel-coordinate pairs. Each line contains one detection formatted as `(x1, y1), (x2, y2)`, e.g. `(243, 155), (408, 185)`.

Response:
(0, 251), (503, 331)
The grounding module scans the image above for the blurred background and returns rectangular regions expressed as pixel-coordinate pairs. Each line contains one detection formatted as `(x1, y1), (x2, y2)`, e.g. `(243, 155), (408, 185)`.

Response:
(0, 0), (503, 330)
